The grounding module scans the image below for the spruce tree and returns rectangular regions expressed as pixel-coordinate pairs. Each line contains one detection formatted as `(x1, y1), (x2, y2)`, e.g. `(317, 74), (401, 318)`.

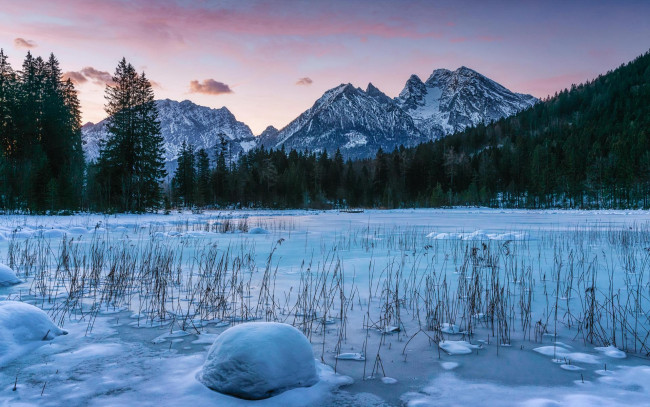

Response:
(0, 49), (17, 207)
(96, 58), (165, 212)
(171, 141), (195, 207)
(196, 148), (210, 206)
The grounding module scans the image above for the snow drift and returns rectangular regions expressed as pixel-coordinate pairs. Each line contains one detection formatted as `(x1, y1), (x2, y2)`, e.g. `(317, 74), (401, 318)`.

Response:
(198, 322), (319, 400)
(0, 301), (68, 365)
(0, 264), (21, 286)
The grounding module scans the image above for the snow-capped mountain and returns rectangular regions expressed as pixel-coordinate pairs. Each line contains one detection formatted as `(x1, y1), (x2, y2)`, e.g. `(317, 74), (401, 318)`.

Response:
(257, 125), (279, 147)
(259, 83), (427, 158)
(82, 67), (538, 163)
(82, 99), (256, 163)
(395, 66), (538, 139)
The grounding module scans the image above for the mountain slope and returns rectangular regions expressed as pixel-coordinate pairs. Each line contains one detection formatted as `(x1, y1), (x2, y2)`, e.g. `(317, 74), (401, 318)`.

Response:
(82, 99), (256, 162)
(260, 83), (427, 158)
(395, 66), (538, 139)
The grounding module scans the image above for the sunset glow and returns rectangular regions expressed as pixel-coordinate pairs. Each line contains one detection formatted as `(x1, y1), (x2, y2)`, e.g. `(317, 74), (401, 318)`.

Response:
(2, 0), (649, 134)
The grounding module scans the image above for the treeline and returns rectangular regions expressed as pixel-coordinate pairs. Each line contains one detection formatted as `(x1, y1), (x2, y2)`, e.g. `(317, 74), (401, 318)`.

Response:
(0, 50), (84, 211)
(170, 50), (650, 209)
(2, 49), (649, 212)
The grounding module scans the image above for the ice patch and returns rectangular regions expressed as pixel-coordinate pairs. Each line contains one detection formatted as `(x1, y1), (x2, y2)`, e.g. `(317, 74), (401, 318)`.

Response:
(248, 227), (269, 235)
(402, 366), (650, 406)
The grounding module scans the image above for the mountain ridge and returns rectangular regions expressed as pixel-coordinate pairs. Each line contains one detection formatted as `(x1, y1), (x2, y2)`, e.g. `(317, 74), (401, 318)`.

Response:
(82, 99), (256, 163)
(82, 66), (538, 161)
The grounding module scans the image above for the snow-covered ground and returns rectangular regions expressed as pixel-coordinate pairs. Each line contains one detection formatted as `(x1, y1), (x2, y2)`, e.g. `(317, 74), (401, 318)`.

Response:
(1, 208), (650, 406)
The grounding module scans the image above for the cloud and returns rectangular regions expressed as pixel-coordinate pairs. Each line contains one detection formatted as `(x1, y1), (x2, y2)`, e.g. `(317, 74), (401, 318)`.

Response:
(60, 67), (115, 86)
(80, 67), (114, 86)
(295, 77), (313, 86)
(189, 79), (233, 95)
(62, 71), (87, 84)
(14, 38), (37, 49)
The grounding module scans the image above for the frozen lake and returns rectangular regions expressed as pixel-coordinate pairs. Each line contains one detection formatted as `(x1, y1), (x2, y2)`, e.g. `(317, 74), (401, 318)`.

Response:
(1, 209), (650, 406)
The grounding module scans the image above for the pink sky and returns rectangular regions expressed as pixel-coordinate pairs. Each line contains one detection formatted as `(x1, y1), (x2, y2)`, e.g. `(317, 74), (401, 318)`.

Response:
(2, 0), (649, 134)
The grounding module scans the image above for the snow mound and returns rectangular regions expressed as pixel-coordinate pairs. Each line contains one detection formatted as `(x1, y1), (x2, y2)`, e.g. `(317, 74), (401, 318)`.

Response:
(0, 264), (21, 286)
(595, 345), (626, 359)
(0, 301), (68, 365)
(533, 345), (600, 364)
(336, 352), (366, 361)
(439, 340), (482, 355)
(37, 228), (67, 238)
(248, 227), (269, 234)
(67, 226), (89, 235)
(441, 323), (465, 334)
(560, 364), (583, 371)
(426, 230), (528, 241)
(198, 322), (319, 400)
(440, 361), (459, 370)
(381, 377), (398, 384)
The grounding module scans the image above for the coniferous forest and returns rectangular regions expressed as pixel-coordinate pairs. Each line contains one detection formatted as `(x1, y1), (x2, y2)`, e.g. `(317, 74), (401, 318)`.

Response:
(0, 49), (649, 212)
(0, 50), (84, 211)
(171, 51), (650, 210)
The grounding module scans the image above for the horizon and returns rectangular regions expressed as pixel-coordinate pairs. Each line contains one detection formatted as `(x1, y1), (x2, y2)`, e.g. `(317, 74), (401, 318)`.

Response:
(2, 0), (649, 134)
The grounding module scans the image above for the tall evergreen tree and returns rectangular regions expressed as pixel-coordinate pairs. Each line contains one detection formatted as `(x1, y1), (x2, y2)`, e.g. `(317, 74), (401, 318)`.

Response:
(195, 148), (210, 206)
(95, 58), (165, 212)
(171, 141), (195, 207)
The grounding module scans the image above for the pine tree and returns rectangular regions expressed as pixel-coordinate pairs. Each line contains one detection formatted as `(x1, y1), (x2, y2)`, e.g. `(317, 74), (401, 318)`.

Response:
(0, 49), (18, 207)
(171, 141), (195, 207)
(212, 135), (228, 203)
(0, 49), (17, 158)
(96, 58), (165, 212)
(195, 148), (210, 206)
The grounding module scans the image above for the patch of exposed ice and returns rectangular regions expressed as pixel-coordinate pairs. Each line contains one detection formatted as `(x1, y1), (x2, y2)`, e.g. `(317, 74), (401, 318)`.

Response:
(402, 366), (650, 406)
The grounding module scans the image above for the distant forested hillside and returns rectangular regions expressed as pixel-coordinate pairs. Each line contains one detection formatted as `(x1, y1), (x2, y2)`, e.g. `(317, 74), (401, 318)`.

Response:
(199, 50), (649, 209)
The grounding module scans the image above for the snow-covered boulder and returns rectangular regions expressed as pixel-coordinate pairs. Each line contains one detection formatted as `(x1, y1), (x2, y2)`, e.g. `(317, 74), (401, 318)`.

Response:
(198, 322), (318, 400)
(0, 264), (21, 286)
(0, 301), (68, 365)
(248, 227), (269, 235)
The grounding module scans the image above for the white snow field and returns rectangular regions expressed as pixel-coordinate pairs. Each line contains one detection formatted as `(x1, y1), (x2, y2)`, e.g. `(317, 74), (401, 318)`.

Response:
(1, 208), (650, 406)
